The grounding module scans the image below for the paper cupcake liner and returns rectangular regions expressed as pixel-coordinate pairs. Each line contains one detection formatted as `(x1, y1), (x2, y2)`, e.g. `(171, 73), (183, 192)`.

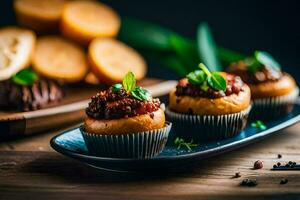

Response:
(251, 87), (299, 120)
(165, 106), (251, 142)
(81, 122), (172, 159)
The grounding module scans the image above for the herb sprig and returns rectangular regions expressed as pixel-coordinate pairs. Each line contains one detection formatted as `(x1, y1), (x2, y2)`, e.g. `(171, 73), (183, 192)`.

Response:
(11, 69), (38, 86)
(112, 72), (151, 101)
(251, 120), (267, 130)
(247, 51), (281, 73)
(187, 63), (227, 91)
(174, 137), (198, 151)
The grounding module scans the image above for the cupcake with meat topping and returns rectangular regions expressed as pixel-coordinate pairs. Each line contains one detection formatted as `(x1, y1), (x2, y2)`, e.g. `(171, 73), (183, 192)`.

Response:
(82, 72), (171, 158)
(166, 63), (251, 141)
(227, 51), (299, 119)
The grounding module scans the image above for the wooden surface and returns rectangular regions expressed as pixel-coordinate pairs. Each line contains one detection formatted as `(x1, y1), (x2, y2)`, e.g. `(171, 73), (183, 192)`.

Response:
(0, 122), (300, 200)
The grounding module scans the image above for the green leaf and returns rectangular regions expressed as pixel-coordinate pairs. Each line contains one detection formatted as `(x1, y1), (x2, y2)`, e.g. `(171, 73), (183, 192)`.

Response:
(169, 34), (199, 72)
(207, 72), (227, 91)
(200, 81), (209, 92)
(122, 71), (136, 92)
(11, 69), (38, 86)
(197, 22), (222, 71)
(119, 17), (174, 51)
(131, 86), (151, 101)
(246, 57), (262, 73)
(112, 83), (122, 93)
(255, 51), (281, 71)
(198, 63), (212, 77)
(251, 120), (267, 130)
(186, 70), (207, 85)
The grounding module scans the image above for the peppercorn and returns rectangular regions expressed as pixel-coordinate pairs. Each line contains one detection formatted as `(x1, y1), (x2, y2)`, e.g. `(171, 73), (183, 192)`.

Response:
(277, 162), (281, 167)
(273, 164), (278, 169)
(254, 160), (263, 169)
(280, 179), (288, 185)
(234, 172), (241, 178)
(277, 154), (282, 159)
(241, 178), (257, 187)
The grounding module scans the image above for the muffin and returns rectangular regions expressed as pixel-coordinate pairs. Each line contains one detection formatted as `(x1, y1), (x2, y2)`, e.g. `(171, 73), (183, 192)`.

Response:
(82, 72), (171, 158)
(227, 51), (299, 119)
(166, 63), (251, 141)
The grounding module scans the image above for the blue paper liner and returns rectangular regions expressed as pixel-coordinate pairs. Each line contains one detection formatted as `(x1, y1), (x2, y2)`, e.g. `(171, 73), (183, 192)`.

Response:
(81, 122), (172, 159)
(251, 87), (299, 120)
(166, 106), (251, 142)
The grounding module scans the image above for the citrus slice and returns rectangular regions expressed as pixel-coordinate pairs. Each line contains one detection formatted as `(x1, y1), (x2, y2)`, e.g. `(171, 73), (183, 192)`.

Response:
(0, 27), (36, 81)
(32, 36), (88, 82)
(88, 38), (147, 85)
(61, 0), (120, 45)
(14, 0), (66, 33)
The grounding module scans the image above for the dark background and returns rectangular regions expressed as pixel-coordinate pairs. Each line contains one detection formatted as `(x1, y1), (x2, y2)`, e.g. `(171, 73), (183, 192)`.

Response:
(1, 0), (299, 82)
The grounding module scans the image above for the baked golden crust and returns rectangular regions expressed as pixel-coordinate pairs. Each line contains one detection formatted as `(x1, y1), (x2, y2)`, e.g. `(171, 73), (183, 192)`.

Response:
(169, 84), (251, 115)
(249, 73), (297, 99)
(84, 108), (165, 135)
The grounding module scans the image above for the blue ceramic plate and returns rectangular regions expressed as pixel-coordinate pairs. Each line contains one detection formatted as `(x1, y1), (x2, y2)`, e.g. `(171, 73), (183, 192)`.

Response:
(51, 104), (300, 172)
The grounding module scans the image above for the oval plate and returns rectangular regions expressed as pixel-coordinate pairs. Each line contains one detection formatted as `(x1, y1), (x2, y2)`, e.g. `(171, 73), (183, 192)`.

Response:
(51, 103), (300, 173)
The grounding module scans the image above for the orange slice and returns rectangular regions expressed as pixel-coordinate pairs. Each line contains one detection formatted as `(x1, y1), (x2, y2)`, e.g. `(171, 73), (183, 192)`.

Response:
(14, 0), (66, 33)
(0, 27), (36, 81)
(88, 38), (147, 85)
(32, 36), (88, 82)
(61, 0), (120, 45)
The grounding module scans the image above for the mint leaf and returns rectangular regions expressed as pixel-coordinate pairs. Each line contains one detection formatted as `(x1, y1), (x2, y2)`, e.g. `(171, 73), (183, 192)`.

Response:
(251, 120), (267, 130)
(11, 69), (38, 86)
(112, 83), (122, 93)
(132, 86), (151, 101)
(208, 72), (227, 91)
(198, 63), (211, 77)
(255, 51), (281, 71)
(200, 81), (209, 92)
(186, 70), (206, 85)
(122, 71), (136, 92)
(246, 57), (262, 73)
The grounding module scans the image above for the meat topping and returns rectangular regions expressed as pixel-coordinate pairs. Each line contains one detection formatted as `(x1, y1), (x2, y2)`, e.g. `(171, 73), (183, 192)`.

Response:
(175, 74), (244, 98)
(86, 87), (160, 119)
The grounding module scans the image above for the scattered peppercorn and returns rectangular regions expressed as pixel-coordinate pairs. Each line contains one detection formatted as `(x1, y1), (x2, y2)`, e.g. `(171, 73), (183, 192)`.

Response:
(234, 172), (241, 178)
(273, 164), (278, 169)
(241, 178), (257, 187)
(254, 160), (263, 169)
(280, 179), (288, 185)
(277, 162), (281, 167)
(277, 154), (282, 159)
(288, 161), (293, 165)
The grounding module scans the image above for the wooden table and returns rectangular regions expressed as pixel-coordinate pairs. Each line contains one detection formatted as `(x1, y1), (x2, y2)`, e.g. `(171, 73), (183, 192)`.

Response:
(1, 122), (300, 200)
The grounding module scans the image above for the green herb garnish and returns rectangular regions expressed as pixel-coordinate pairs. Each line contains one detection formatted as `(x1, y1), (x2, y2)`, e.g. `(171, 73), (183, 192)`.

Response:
(11, 69), (38, 86)
(186, 70), (207, 85)
(112, 83), (122, 93)
(255, 51), (281, 71)
(131, 86), (151, 101)
(247, 51), (281, 73)
(114, 72), (151, 101)
(187, 63), (227, 91)
(123, 71), (136, 92)
(174, 137), (198, 151)
(251, 120), (267, 130)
